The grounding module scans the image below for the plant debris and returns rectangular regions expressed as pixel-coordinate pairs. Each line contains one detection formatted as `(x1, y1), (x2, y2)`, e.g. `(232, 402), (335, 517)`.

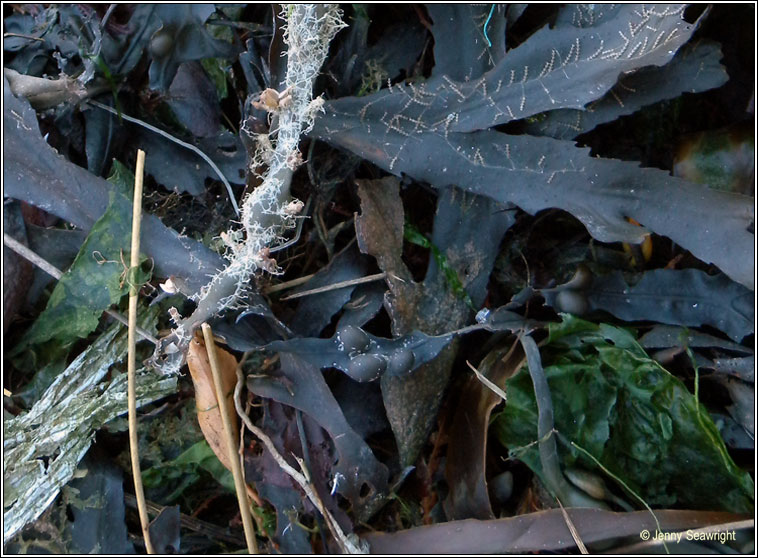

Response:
(4, 4), (753, 554)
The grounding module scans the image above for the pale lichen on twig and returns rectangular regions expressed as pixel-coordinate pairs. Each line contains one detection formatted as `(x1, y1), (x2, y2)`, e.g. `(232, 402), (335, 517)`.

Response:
(165, 5), (346, 343)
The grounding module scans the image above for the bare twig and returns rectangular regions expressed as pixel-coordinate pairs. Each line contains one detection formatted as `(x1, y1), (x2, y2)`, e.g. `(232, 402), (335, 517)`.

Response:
(279, 272), (387, 301)
(233, 365), (366, 553)
(3, 32), (45, 42)
(3, 232), (65, 279)
(3, 232), (159, 346)
(127, 149), (154, 554)
(262, 273), (315, 294)
(466, 360), (507, 402)
(100, 4), (117, 29)
(568, 439), (668, 552)
(87, 100), (240, 216)
(201, 323), (258, 554)
(234, 357), (273, 542)
(555, 497), (588, 554)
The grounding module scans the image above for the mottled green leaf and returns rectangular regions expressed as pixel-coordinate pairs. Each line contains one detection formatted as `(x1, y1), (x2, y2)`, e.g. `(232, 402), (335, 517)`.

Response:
(493, 315), (754, 513)
(674, 120), (754, 195)
(13, 162), (148, 351)
(4, 77), (226, 293)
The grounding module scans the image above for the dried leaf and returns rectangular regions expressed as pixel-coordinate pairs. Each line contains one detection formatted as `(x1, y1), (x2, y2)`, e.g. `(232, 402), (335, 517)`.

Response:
(355, 176), (419, 331)
(186, 336), (239, 473)
(363, 509), (747, 554)
(355, 180), (515, 465)
(444, 342), (525, 520)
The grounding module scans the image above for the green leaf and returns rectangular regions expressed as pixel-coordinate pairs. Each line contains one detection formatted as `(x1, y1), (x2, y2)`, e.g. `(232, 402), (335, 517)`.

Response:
(404, 223), (476, 310)
(493, 315), (754, 513)
(200, 58), (230, 100)
(12, 162), (148, 352)
(107, 158), (135, 197)
(674, 120), (754, 195)
(142, 440), (234, 502)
